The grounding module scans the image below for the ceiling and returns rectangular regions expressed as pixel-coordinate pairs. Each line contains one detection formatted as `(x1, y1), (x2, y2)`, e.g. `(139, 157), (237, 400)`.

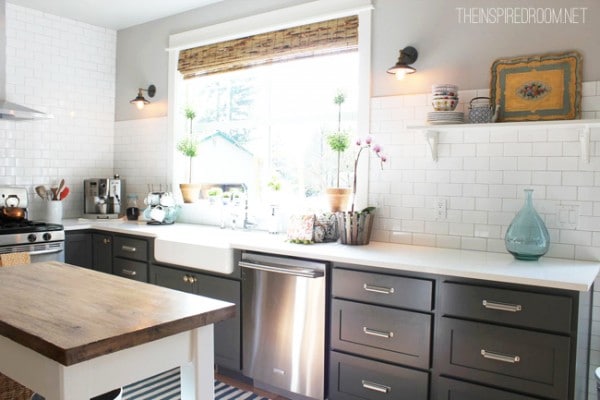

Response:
(7, 0), (224, 30)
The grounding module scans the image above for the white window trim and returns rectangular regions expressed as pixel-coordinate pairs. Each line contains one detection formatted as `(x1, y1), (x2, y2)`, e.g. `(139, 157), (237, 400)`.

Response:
(167, 0), (373, 209)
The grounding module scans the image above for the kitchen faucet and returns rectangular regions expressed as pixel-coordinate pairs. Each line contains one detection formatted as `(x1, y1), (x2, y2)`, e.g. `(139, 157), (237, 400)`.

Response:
(241, 184), (257, 230)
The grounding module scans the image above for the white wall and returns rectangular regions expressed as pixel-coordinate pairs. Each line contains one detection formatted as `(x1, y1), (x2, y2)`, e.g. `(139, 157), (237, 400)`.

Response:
(368, 85), (600, 261)
(1, 4), (116, 219)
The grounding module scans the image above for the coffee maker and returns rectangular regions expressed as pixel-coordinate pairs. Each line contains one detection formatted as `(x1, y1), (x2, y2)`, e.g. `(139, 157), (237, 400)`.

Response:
(83, 176), (124, 219)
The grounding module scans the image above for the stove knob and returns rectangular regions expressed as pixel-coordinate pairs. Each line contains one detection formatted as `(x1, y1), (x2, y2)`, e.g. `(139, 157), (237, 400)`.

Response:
(27, 233), (37, 243)
(43, 233), (52, 241)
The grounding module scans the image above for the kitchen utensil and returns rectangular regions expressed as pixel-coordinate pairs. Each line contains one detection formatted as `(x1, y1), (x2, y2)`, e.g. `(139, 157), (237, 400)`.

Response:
(59, 187), (70, 200)
(35, 185), (48, 200)
(57, 179), (65, 198)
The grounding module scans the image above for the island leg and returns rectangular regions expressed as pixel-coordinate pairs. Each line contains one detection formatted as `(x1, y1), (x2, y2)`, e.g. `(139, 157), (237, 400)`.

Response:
(181, 324), (215, 400)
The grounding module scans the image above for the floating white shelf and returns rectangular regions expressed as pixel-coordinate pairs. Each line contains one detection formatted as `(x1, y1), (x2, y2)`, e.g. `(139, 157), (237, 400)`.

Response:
(407, 119), (600, 162)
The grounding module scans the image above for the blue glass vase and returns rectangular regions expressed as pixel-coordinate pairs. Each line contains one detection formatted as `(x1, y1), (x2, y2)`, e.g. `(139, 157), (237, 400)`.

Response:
(505, 189), (550, 260)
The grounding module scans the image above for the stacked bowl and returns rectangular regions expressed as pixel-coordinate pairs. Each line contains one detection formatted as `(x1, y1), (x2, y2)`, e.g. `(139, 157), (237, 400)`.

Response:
(432, 84), (458, 111)
(427, 84), (464, 124)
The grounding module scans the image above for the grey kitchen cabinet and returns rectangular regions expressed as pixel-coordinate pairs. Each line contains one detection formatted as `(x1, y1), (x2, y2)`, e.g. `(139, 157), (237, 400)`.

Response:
(330, 265), (434, 400)
(330, 263), (591, 400)
(92, 232), (113, 274)
(112, 235), (149, 282)
(65, 231), (93, 268)
(150, 264), (241, 371)
(65, 231), (112, 273)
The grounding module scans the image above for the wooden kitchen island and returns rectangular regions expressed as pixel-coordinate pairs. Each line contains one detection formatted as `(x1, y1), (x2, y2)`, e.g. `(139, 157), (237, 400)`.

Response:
(0, 261), (235, 400)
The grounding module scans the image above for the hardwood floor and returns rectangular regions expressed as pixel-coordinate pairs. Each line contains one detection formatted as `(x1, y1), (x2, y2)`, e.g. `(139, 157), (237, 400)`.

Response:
(215, 373), (290, 400)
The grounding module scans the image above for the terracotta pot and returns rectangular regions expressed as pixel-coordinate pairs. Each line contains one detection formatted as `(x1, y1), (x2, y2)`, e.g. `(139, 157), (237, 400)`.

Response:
(179, 183), (202, 203)
(325, 188), (351, 212)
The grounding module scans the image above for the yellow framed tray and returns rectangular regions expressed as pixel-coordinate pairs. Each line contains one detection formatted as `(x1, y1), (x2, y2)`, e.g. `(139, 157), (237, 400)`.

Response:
(490, 51), (582, 122)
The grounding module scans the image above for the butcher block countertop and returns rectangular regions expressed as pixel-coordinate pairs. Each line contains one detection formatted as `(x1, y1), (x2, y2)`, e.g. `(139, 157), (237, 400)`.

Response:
(0, 261), (235, 366)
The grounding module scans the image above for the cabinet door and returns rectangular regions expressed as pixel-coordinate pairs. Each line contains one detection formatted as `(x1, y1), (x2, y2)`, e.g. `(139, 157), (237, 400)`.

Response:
(150, 264), (241, 371)
(436, 317), (570, 399)
(331, 299), (432, 369)
(196, 274), (241, 371)
(329, 351), (429, 400)
(92, 233), (112, 274)
(434, 377), (542, 400)
(113, 258), (148, 282)
(65, 232), (93, 268)
(150, 264), (196, 294)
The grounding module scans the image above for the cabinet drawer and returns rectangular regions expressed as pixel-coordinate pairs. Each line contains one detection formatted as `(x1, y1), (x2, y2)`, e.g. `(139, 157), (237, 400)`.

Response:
(332, 299), (431, 369)
(436, 318), (570, 399)
(435, 377), (542, 400)
(441, 282), (572, 333)
(113, 258), (148, 282)
(114, 236), (148, 262)
(332, 268), (433, 311)
(329, 351), (429, 400)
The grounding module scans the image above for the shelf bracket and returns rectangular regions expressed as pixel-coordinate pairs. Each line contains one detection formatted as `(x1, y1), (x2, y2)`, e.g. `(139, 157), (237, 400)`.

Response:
(423, 130), (439, 162)
(579, 125), (591, 163)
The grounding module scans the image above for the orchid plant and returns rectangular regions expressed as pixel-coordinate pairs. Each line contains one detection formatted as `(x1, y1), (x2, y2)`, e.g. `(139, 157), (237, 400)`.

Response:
(349, 136), (387, 214)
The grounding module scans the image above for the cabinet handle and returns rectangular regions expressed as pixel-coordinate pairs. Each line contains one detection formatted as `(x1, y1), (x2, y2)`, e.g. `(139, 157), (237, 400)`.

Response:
(121, 245), (137, 253)
(183, 275), (197, 284)
(480, 349), (520, 363)
(363, 283), (395, 295)
(103, 238), (111, 245)
(363, 326), (394, 339)
(361, 380), (391, 394)
(482, 300), (522, 312)
(122, 269), (137, 276)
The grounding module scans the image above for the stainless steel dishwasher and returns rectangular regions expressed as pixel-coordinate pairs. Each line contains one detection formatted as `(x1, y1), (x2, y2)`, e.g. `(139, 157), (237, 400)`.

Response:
(240, 251), (327, 400)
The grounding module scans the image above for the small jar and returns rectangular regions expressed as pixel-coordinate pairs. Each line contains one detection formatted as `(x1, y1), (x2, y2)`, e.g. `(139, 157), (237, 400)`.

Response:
(126, 194), (140, 221)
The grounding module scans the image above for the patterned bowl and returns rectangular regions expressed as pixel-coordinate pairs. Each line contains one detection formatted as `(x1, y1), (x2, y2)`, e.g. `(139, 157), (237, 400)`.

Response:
(432, 98), (458, 111)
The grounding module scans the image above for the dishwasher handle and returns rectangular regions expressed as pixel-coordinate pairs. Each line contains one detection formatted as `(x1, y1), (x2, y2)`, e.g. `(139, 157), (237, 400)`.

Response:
(239, 261), (324, 278)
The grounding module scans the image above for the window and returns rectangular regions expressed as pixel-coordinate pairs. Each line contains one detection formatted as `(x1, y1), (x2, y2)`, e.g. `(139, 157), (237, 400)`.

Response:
(168, 1), (372, 213)
(178, 51), (358, 204)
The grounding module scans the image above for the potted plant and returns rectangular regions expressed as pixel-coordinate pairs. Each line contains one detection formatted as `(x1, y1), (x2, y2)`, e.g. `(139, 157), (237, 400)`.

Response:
(325, 90), (351, 212)
(337, 136), (387, 245)
(177, 106), (202, 203)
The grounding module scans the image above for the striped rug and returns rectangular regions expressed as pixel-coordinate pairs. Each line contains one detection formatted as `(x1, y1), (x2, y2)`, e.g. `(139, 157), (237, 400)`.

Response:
(122, 367), (270, 400)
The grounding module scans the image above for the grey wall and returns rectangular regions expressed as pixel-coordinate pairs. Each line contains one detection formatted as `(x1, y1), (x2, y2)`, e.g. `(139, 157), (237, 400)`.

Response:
(115, 0), (310, 121)
(116, 0), (600, 121)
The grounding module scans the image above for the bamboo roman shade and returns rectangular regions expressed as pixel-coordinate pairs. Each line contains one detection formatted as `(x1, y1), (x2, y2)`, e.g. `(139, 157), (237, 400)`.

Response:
(178, 15), (358, 79)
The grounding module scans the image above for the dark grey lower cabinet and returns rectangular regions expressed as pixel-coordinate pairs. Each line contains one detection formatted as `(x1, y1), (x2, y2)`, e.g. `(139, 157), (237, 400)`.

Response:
(65, 231), (93, 268)
(329, 351), (429, 400)
(330, 264), (591, 400)
(150, 264), (241, 371)
(434, 377), (542, 400)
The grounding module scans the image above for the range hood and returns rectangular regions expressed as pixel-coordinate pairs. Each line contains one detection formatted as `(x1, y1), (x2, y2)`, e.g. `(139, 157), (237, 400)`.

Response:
(0, 0), (52, 120)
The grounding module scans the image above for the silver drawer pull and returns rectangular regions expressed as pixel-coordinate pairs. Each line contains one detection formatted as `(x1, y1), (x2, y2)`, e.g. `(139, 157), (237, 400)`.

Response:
(481, 349), (520, 363)
(363, 327), (394, 338)
(121, 245), (137, 253)
(363, 284), (395, 295)
(122, 269), (137, 276)
(482, 300), (522, 312)
(361, 380), (391, 394)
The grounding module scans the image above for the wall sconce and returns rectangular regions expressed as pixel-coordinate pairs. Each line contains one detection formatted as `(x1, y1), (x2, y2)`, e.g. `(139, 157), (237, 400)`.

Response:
(386, 46), (418, 80)
(130, 84), (156, 110)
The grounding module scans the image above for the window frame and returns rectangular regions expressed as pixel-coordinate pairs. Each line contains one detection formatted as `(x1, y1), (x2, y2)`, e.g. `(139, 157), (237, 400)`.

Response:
(167, 0), (373, 209)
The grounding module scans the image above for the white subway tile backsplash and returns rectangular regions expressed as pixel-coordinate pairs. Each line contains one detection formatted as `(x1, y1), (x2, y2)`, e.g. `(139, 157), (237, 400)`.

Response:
(3, 4), (116, 219)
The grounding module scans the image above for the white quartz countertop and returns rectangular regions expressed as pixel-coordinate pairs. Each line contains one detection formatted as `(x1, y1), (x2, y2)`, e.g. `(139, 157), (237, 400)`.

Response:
(63, 219), (600, 292)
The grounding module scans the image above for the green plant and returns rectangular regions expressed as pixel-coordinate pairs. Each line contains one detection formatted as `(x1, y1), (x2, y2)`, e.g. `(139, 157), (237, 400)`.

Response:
(327, 90), (350, 187)
(177, 106), (198, 183)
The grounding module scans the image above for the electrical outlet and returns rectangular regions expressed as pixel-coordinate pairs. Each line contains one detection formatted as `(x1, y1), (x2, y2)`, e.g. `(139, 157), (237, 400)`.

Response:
(556, 204), (579, 229)
(435, 198), (447, 220)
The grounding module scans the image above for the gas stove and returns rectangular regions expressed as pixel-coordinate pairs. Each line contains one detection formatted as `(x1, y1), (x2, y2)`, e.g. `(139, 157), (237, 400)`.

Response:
(0, 186), (65, 256)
